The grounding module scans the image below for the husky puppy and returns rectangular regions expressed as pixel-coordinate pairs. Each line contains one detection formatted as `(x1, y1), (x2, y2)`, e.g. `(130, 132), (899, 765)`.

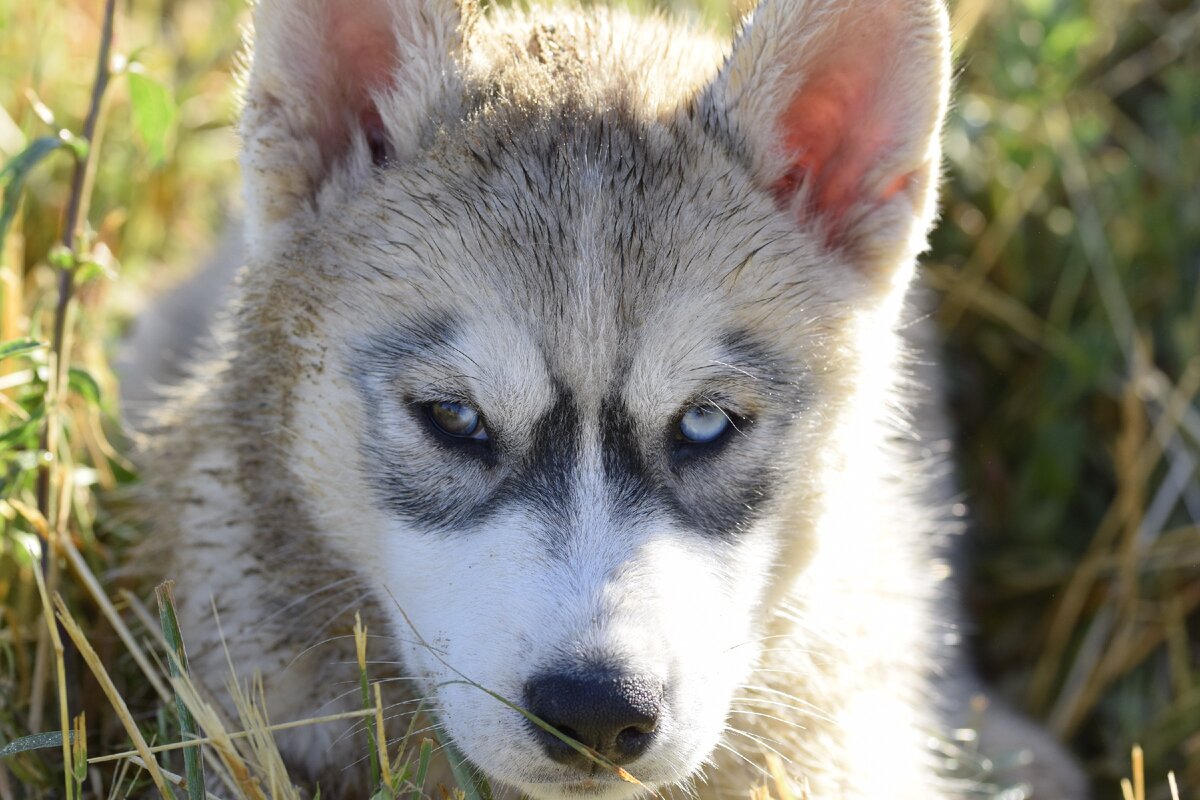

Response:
(135, 0), (1089, 797)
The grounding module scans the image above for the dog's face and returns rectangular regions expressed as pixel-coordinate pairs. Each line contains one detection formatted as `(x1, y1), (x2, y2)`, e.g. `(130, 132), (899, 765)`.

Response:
(242, 0), (948, 796)
(336, 119), (836, 799)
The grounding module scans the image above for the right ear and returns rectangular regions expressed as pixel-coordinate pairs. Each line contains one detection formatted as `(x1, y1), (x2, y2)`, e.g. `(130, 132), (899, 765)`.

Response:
(702, 0), (950, 280)
(240, 0), (465, 236)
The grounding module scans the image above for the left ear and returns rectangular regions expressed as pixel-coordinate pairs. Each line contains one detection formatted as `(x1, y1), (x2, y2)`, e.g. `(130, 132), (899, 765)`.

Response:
(705, 0), (951, 277)
(239, 0), (467, 239)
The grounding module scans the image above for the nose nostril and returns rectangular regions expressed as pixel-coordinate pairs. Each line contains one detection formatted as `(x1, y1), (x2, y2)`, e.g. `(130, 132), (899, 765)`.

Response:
(614, 725), (653, 759)
(619, 724), (651, 740)
(524, 667), (664, 768)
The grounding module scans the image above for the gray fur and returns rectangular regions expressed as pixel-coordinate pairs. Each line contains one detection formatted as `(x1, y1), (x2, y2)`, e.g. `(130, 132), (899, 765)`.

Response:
(131, 1), (1089, 798)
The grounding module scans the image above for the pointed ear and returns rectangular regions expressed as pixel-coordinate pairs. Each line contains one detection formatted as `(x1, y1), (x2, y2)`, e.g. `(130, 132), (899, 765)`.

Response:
(706, 0), (950, 276)
(240, 0), (464, 234)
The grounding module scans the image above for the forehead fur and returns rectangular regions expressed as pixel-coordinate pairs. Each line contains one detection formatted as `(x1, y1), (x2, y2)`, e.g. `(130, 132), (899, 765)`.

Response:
(293, 9), (854, 403)
(465, 7), (723, 118)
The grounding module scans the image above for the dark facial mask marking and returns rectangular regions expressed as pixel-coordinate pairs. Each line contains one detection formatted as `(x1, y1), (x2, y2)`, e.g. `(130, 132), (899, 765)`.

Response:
(353, 322), (794, 539)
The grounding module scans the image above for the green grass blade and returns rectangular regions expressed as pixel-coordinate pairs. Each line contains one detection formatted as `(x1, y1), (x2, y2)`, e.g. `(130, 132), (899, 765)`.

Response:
(0, 136), (65, 253)
(409, 738), (433, 800)
(0, 407), (45, 455)
(67, 366), (101, 404)
(0, 338), (46, 361)
(0, 731), (74, 758)
(155, 581), (206, 800)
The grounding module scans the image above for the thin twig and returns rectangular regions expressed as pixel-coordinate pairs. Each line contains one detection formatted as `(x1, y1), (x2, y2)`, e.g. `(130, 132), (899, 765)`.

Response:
(36, 0), (117, 517)
(27, 4), (117, 787)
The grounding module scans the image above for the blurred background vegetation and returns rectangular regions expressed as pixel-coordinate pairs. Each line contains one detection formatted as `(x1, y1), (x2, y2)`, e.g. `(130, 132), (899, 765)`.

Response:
(929, 0), (1199, 793)
(0, 0), (1196, 797)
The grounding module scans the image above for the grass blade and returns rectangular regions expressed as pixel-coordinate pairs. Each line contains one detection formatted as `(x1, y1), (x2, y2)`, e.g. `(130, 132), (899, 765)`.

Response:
(409, 738), (433, 800)
(0, 731), (73, 758)
(156, 581), (206, 800)
(0, 337), (46, 361)
(373, 683), (394, 793)
(354, 613), (382, 790)
(53, 592), (174, 799)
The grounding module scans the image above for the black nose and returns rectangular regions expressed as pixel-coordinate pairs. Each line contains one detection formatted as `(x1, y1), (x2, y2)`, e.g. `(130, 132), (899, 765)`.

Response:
(524, 667), (664, 768)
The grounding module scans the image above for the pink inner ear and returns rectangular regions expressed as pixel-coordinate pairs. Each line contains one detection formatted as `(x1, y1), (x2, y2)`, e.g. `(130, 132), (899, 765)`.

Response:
(318, 0), (400, 163)
(768, 48), (911, 240)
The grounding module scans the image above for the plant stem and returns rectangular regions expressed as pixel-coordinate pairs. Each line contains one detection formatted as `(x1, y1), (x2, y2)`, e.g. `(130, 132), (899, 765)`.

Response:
(36, 0), (117, 519)
(32, 2), (118, 794)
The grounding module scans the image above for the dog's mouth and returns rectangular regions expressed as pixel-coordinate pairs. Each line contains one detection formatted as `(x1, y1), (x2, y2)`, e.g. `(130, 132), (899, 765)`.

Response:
(435, 721), (660, 800)
(536, 778), (618, 792)
(473, 751), (661, 796)
(513, 775), (654, 800)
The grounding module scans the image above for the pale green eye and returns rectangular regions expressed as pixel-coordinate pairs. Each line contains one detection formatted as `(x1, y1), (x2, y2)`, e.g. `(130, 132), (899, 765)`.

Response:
(427, 401), (488, 440)
(678, 406), (730, 443)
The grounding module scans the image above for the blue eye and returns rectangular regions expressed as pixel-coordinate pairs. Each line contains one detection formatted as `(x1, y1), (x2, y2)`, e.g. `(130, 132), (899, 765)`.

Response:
(427, 401), (488, 441)
(678, 405), (731, 444)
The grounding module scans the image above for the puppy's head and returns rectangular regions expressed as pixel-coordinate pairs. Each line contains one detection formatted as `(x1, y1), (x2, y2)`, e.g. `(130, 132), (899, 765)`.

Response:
(240, 0), (949, 796)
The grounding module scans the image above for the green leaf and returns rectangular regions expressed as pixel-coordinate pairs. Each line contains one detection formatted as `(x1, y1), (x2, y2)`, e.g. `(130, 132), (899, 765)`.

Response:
(60, 131), (89, 162)
(0, 136), (65, 253)
(0, 338), (46, 361)
(0, 449), (40, 493)
(47, 244), (76, 270)
(74, 257), (115, 283)
(67, 366), (101, 405)
(127, 72), (177, 164)
(0, 410), (44, 453)
(0, 731), (75, 759)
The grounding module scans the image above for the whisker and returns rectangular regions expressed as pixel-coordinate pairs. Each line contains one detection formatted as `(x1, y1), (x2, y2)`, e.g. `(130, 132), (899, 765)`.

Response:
(723, 633), (808, 653)
(283, 633), (360, 673)
(384, 721), (438, 746)
(713, 741), (769, 779)
(724, 726), (795, 767)
(730, 694), (835, 724)
(297, 591), (375, 653)
(727, 707), (808, 732)
(256, 577), (358, 628)
(734, 685), (832, 713)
